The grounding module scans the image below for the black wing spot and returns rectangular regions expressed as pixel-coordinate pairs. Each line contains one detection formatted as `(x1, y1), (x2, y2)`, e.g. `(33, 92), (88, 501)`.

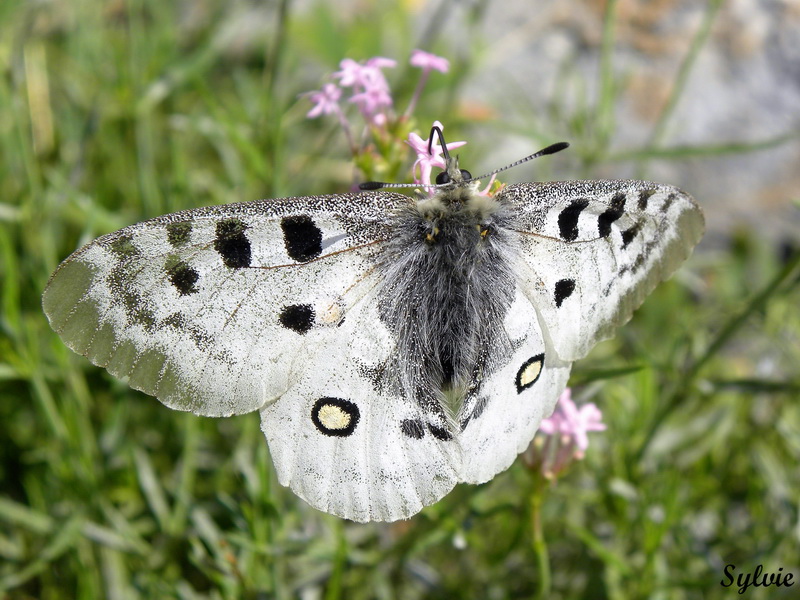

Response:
(471, 396), (488, 420)
(166, 221), (192, 247)
(122, 290), (155, 328)
(279, 304), (315, 334)
(460, 396), (489, 431)
(598, 192), (625, 238)
(631, 252), (646, 274)
(400, 419), (426, 439)
(281, 215), (323, 262)
(558, 198), (589, 241)
(427, 423), (453, 441)
(167, 260), (200, 296)
(661, 192), (677, 213)
(638, 189), (656, 210)
(311, 398), (360, 437)
(554, 278), (575, 307)
(214, 219), (251, 269)
(109, 234), (139, 258)
(621, 222), (642, 248)
(516, 354), (544, 393)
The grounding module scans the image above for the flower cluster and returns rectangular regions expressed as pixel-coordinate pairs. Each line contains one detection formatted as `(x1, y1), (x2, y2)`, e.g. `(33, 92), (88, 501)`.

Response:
(303, 50), (455, 185)
(331, 57), (397, 127)
(524, 388), (606, 480)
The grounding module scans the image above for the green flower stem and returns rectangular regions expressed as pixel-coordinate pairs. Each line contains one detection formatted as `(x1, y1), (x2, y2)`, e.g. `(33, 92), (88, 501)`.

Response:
(530, 482), (551, 600)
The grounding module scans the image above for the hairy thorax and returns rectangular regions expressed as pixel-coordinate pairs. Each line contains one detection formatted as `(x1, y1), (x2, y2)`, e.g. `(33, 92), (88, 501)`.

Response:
(377, 187), (519, 418)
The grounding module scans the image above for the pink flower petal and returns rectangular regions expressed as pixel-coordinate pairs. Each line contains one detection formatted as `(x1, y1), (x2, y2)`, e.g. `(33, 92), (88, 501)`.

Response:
(410, 50), (450, 73)
(541, 388), (606, 451)
(366, 56), (397, 70)
(406, 121), (466, 186)
(304, 83), (341, 119)
(539, 414), (560, 434)
(333, 58), (363, 87)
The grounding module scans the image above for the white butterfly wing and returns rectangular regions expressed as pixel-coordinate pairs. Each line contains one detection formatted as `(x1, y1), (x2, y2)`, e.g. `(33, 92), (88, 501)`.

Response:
(42, 192), (407, 417)
(457, 289), (571, 484)
(497, 180), (704, 361)
(260, 289), (461, 523)
(43, 174), (704, 522)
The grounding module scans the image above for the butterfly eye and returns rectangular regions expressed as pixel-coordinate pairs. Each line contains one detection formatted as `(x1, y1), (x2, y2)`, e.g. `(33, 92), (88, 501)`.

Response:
(435, 169), (472, 185)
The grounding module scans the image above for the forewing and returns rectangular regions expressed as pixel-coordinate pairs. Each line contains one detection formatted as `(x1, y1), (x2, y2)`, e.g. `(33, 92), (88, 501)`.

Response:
(457, 289), (571, 484)
(497, 180), (704, 361)
(43, 192), (409, 416)
(260, 287), (461, 522)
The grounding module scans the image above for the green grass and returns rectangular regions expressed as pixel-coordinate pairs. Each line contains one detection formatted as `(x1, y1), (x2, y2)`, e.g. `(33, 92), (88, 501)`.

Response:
(2, 1), (799, 598)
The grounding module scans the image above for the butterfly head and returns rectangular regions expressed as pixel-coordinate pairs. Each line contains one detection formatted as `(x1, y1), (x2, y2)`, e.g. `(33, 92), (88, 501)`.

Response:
(358, 125), (569, 201)
(434, 154), (473, 188)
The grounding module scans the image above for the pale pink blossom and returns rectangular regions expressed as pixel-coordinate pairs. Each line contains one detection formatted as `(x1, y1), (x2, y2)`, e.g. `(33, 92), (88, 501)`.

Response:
(524, 388), (606, 478)
(332, 57), (396, 125)
(333, 58), (395, 90)
(349, 85), (393, 122)
(476, 174), (497, 197)
(406, 121), (466, 187)
(305, 83), (342, 119)
(332, 58), (367, 87)
(302, 53), (457, 175)
(409, 49), (449, 73)
(541, 388), (606, 456)
(405, 50), (450, 116)
(365, 57), (398, 70)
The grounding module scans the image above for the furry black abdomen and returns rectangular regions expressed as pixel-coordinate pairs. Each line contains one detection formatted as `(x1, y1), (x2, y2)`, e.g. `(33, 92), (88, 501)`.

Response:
(377, 192), (518, 417)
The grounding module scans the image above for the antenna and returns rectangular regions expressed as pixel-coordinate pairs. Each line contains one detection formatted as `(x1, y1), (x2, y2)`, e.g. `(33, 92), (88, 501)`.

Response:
(359, 124), (452, 191)
(359, 181), (435, 190)
(359, 127), (569, 191)
(469, 142), (569, 182)
(428, 125), (448, 159)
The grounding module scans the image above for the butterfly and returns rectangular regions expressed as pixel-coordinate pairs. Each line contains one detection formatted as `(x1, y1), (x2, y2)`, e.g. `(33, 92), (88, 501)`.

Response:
(42, 127), (704, 522)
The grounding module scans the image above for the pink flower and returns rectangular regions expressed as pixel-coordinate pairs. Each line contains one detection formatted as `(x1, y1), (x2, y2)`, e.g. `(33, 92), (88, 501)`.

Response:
(410, 50), (449, 74)
(524, 388), (606, 479)
(301, 53), (456, 174)
(305, 83), (342, 119)
(332, 59), (365, 87)
(405, 50), (450, 116)
(333, 57), (396, 125)
(406, 121), (466, 187)
(541, 388), (606, 457)
(365, 57), (398, 70)
(333, 57), (395, 89)
(349, 85), (393, 123)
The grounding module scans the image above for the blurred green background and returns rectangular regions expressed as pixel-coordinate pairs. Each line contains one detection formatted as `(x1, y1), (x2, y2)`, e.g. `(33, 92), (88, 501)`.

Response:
(1, 0), (799, 598)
